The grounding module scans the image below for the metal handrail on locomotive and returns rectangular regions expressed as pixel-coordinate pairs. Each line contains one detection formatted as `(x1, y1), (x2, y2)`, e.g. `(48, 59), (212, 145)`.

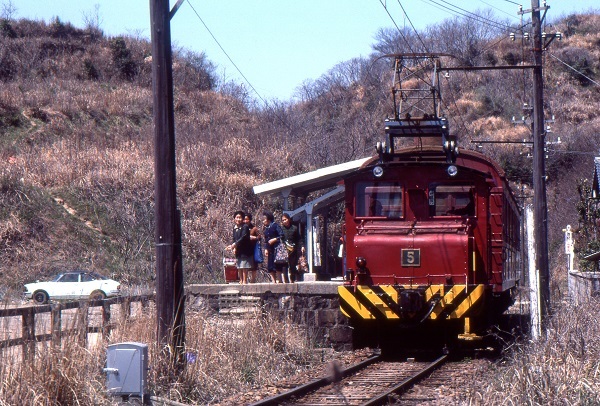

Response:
(337, 54), (522, 343)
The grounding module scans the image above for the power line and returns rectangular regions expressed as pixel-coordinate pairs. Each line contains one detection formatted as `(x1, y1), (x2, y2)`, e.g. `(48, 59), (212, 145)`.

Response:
(420, 0), (512, 31)
(184, 0), (299, 133)
(477, 0), (522, 20)
(475, 34), (511, 57)
(546, 149), (598, 156)
(548, 52), (600, 87)
(441, 74), (473, 144)
(185, 0), (269, 107)
(438, 0), (510, 27)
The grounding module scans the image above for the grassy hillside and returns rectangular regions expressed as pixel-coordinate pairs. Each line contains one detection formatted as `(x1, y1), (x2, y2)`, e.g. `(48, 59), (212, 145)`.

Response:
(0, 12), (599, 296)
(0, 18), (280, 291)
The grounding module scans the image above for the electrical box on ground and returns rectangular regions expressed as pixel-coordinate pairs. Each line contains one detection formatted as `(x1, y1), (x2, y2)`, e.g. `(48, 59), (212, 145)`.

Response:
(104, 342), (148, 399)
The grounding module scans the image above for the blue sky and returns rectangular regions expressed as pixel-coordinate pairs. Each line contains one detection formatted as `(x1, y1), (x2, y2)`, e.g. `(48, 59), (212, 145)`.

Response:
(7, 0), (598, 101)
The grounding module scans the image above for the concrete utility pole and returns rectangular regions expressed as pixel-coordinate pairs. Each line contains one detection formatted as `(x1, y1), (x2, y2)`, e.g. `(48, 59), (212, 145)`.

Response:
(531, 0), (551, 319)
(150, 0), (185, 366)
(527, 206), (541, 340)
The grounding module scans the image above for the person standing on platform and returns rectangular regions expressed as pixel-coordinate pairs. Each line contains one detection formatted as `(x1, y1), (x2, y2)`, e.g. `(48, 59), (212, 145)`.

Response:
(244, 213), (260, 283)
(226, 210), (253, 284)
(280, 213), (305, 283)
(262, 210), (283, 283)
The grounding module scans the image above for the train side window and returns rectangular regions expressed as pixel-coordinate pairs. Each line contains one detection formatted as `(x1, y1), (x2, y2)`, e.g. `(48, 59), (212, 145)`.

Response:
(356, 182), (403, 219)
(429, 185), (475, 217)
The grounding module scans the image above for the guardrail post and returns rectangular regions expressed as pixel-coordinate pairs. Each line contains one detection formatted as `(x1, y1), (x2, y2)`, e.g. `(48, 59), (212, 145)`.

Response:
(22, 307), (35, 363)
(121, 296), (132, 322)
(78, 301), (88, 348)
(102, 300), (111, 340)
(51, 303), (62, 348)
(0, 295), (155, 352)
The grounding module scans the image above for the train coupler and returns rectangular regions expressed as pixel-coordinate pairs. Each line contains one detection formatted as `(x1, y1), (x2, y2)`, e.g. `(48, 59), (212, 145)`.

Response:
(457, 317), (483, 341)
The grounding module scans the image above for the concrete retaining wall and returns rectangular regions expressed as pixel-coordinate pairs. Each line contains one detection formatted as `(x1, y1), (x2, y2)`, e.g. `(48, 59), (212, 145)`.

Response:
(186, 282), (353, 350)
(568, 271), (600, 305)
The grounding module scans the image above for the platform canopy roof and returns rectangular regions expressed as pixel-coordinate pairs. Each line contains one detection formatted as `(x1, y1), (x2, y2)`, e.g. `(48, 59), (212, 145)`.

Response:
(253, 157), (371, 198)
(253, 156), (371, 275)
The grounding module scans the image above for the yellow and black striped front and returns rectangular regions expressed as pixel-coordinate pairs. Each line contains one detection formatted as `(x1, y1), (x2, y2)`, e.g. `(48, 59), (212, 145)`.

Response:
(338, 284), (485, 321)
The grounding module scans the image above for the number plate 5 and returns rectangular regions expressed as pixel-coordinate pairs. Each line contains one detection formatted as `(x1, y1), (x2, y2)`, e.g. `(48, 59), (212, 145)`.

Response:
(401, 249), (421, 267)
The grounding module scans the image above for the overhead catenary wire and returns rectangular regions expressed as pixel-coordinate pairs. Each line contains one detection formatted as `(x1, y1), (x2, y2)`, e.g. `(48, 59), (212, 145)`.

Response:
(408, 0), (513, 144)
(380, 0), (514, 144)
(424, 2), (532, 146)
(378, 0), (418, 54)
(396, 0), (431, 53)
(377, 0), (440, 100)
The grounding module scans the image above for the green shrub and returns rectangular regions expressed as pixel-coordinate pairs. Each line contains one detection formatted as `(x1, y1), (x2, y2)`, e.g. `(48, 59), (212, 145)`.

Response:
(110, 36), (138, 80)
(0, 18), (16, 38)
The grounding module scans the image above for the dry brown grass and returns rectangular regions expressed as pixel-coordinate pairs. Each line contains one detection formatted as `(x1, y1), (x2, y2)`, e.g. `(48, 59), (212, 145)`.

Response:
(0, 302), (323, 405)
(468, 299), (600, 405)
(3, 298), (599, 405)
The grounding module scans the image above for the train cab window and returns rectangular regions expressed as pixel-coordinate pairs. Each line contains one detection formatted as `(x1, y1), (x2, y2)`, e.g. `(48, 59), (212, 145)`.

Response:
(356, 182), (403, 219)
(429, 185), (475, 217)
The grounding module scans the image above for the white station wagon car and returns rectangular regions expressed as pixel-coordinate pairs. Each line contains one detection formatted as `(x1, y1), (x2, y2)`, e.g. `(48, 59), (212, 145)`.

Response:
(24, 271), (121, 304)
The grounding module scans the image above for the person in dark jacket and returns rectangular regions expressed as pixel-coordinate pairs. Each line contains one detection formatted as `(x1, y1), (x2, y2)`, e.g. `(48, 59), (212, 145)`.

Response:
(280, 213), (305, 283)
(244, 213), (260, 283)
(226, 210), (253, 284)
(262, 210), (283, 283)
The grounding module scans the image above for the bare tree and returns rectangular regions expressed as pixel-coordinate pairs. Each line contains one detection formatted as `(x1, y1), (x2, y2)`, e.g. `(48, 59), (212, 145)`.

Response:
(1, 0), (17, 20)
(424, 9), (508, 66)
(82, 3), (103, 32)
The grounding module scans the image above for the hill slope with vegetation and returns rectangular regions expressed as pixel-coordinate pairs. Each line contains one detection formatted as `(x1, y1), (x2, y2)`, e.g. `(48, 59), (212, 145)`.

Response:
(0, 11), (599, 296)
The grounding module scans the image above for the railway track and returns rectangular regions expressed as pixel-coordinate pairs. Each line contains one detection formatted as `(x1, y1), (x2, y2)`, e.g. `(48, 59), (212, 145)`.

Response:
(250, 353), (447, 406)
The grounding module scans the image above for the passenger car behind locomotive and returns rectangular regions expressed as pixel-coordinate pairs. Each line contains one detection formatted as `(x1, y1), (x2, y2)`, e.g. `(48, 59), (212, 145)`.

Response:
(338, 55), (522, 349)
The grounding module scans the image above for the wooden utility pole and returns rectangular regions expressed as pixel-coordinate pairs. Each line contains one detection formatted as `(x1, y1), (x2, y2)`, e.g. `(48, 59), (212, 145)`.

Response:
(150, 0), (185, 365)
(531, 0), (551, 318)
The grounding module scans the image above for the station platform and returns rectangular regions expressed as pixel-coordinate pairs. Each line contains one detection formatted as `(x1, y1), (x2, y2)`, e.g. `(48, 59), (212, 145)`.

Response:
(186, 278), (352, 349)
(186, 279), (343, 297)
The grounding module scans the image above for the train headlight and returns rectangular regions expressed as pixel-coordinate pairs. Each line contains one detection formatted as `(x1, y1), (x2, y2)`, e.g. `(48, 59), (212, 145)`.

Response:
(447, 165), (458, 177)
(356, 257), (367, 269)
(372, 165), (384, 178)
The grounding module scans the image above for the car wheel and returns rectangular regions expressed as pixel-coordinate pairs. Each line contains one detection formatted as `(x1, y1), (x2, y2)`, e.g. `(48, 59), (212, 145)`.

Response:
(90, 290), (106, 301)
(33, 290), (49, 304)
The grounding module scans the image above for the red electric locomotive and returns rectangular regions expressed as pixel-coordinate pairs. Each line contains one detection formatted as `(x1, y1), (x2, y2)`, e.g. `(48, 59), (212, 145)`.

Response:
(337, 55), (522, 349)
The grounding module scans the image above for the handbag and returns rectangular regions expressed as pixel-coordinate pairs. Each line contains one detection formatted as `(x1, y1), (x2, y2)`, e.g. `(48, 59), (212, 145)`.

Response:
(254, 239), (264, 264)
(274, 242), (288, 264)
(298, 255), (308, 272)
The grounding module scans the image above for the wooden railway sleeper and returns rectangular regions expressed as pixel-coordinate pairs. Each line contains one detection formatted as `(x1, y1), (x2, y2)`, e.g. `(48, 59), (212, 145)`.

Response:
(360, 354), (448, 406)
(248, 351), (382, 406)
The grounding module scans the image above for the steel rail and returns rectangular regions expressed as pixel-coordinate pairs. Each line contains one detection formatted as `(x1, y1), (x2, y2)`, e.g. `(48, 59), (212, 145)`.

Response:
(361, 354), (448, 406)
(248, 351), (382, 406)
